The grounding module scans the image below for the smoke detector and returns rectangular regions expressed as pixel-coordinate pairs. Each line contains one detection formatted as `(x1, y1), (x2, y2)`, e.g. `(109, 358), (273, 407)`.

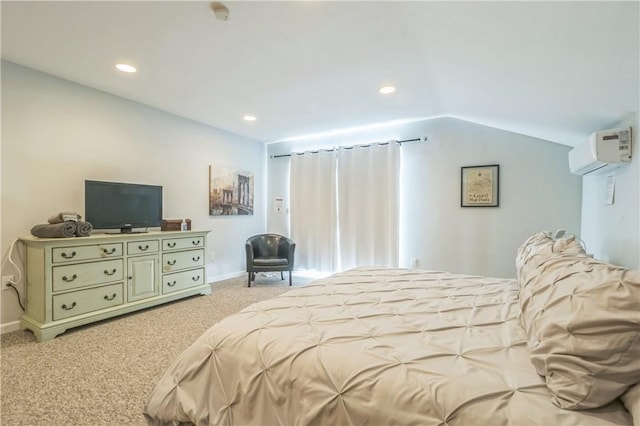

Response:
(210, 2), (230, 21)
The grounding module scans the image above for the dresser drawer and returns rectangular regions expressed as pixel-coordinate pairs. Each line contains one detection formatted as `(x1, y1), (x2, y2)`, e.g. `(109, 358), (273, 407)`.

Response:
(162, 268), (205, 294)
(162, 236), (204, 251)
(52, 259), (124, 292)
(52, 243), (123, 263)
(52, 283), (124, 320)
(161, 249), (204, 273)
(127, 240), (160, 255)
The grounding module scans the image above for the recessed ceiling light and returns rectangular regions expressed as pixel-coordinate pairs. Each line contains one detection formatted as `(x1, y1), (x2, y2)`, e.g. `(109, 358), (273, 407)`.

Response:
(243, 115), (257, 121)
(379, 86), (396, 94)
(210, 2), (230, 21)
(115, 63), (137, 73)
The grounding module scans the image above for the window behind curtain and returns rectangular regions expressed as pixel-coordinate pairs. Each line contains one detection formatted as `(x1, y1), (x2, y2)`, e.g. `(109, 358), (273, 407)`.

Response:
(289, 150), (337, 272)
(289, 142), (400, 273)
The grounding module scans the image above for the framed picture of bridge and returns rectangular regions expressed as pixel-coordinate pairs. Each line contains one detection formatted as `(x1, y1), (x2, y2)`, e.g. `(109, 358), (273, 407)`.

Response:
(209, 166), (254, 215)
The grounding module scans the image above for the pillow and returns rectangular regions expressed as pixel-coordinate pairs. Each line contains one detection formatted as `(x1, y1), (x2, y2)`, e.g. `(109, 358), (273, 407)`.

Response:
(622, 382), (640, 426)
(517, 233), (640, 410)
(515, 231), (586, 289)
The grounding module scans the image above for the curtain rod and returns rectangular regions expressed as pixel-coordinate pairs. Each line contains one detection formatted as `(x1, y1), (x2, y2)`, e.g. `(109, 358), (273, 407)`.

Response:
(270, 136), (427, 159)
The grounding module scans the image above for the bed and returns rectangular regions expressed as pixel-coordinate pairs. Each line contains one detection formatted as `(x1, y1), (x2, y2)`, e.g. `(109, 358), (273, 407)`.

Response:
(144, 232), (640, 425)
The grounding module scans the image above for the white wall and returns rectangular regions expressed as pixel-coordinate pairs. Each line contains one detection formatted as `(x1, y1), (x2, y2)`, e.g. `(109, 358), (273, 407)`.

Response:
(268, 117), (582, 278)
(1, 61), (266, 330)
(581, 113), (639, 268)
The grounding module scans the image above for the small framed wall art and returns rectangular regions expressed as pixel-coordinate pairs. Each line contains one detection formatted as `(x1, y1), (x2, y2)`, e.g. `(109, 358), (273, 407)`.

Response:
(461, 164), (499, 207)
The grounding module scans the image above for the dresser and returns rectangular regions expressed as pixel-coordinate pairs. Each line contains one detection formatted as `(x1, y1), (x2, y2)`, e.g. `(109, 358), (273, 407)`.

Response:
(19, 230), (210, 342)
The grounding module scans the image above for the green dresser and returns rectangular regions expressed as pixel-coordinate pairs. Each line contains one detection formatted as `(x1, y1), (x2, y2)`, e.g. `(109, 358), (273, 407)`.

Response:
(20, 230), (210, 341)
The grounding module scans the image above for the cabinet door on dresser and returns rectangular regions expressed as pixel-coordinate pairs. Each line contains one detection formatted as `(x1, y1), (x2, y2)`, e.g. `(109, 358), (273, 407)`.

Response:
(127, 254), (160, 302)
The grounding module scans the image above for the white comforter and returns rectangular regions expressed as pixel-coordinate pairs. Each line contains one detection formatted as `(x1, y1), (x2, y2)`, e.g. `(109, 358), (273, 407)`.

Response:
(144, 267), (632, 425)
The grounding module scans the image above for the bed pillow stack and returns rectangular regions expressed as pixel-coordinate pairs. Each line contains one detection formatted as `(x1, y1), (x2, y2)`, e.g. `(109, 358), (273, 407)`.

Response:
(516, 231), (640, 411)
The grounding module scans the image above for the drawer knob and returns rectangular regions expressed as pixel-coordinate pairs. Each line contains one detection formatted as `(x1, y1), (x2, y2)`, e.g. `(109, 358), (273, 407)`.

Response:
(138, 244), (149, 251)
(61, 251), (77, 259)
(62, 274), (78, 282)
(167, 280), (177, 287)
(104, 293), (117, 301)
(61, 302), (77, 311)
(102, 248), (117, 255)
(192, 256), (201, 262)
(192, 275), (200, 282)
(167, 242), (177, 248)
(166, 260), (177, 266)
(104, 268), (117, 276)
(192, 240), (200, 246)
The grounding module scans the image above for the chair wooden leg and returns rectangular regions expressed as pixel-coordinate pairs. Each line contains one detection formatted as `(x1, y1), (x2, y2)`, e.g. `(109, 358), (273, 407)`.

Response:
(280, 271), (284, 280)
(289, 270), (292, 286)
(247, 272), (251, 287)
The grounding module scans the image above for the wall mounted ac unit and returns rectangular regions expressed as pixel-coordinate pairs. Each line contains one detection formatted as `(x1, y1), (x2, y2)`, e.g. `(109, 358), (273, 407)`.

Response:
(568, 127), (632, 175)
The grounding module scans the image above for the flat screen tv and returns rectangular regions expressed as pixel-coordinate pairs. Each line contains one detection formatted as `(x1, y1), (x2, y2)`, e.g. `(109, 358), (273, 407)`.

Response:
(85, 180), (163, 233)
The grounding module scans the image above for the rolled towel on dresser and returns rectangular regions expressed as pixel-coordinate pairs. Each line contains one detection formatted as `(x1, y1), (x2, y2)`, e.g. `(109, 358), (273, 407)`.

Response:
(47, 212), (82, 224)
(75, 221), (93, 237)
(31, 222), (77, 238)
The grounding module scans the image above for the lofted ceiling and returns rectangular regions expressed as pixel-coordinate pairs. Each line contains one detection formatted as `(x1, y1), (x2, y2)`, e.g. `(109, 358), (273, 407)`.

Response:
(1, 1), (638, 146)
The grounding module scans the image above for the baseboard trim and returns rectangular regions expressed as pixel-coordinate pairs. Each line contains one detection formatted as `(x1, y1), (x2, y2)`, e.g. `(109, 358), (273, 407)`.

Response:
(209, 270), (245, 283)
(1, 320), (21, 335)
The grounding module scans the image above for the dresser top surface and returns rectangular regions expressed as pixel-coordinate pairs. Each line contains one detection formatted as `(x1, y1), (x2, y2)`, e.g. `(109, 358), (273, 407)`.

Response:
(20, 229), (209, 245)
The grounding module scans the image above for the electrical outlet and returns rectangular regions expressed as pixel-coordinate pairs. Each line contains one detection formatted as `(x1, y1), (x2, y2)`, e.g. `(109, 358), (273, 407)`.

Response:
(2, 275), (15, 290)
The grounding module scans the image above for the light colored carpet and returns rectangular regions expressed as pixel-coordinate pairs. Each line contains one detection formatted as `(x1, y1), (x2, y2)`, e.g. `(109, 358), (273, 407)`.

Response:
(0, 272), (313, 425)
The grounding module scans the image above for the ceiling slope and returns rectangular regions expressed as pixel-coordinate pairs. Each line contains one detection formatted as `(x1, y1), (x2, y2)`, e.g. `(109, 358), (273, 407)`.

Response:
(2, 1), (638, 146)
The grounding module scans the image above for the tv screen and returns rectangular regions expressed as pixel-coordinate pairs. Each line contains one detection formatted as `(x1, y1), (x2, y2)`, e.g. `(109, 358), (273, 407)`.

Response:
(85, 180), (163, 233)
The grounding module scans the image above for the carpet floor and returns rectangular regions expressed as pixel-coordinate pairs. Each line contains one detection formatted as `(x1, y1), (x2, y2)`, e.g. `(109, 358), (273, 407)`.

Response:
(0, 272), (314, 425)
